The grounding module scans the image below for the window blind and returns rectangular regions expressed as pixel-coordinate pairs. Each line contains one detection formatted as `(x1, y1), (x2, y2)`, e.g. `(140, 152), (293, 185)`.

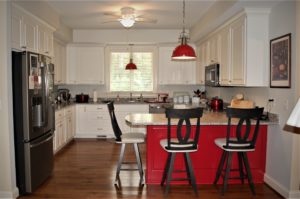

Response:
(110, 51), (153, 92)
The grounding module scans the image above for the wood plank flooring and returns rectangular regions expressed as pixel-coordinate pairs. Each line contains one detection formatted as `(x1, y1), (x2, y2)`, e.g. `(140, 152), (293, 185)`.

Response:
(19, 139), (283, 199)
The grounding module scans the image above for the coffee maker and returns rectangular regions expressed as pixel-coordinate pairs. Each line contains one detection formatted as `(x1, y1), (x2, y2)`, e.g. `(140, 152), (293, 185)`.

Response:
(57, 89), (71, 103)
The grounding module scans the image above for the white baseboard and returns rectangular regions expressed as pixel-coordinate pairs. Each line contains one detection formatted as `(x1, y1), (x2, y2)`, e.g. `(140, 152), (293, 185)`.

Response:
(0, 187), (19, 199)
(264, 174), (300, 199)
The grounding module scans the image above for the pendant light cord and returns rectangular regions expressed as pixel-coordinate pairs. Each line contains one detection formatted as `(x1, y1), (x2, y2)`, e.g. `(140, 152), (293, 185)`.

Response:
(182, 0), (185, 34)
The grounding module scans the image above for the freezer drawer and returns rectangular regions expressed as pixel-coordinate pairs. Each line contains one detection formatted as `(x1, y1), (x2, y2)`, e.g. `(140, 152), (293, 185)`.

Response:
(22, 131), (54, 194)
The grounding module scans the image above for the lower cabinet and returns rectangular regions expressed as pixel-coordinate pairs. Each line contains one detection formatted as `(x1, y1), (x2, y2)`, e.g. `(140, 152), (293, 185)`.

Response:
(54, 105), (75, 153)
(75, 104), (149, 138)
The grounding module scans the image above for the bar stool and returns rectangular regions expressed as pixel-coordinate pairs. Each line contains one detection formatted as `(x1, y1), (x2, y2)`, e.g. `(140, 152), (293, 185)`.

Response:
(107, 101), (145, 186)
(213, 107), (264, 195)
(160, 107), (203, 196)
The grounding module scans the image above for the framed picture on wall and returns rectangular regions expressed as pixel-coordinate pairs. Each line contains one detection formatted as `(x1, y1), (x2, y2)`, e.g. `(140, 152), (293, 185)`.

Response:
(270, 33), (291, 88)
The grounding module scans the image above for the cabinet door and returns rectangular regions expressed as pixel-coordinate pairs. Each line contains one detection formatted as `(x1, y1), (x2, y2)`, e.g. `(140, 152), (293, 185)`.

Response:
(209, 36), (219, 64)
(22, 15), (37, 52)
(11, 11), (23, 50)
(66, 46), (78, 84)
(230, 17), (246, 85)
(54, 41), (62, 84)
(218, 27), (231, 85)
(195, 45), (205, 85)
(158, 47), (195, 85)
(61, 45), (67, 84)
(45, 31), (53, 57)
(178, 61), (196, 85)
(77, 47), (104, 84)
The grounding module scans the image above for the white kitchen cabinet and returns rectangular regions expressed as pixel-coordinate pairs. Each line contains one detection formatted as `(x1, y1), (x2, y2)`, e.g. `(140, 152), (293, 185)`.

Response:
(66, 45), (105, 85)
(38, 25), (54, 57)
(198, 9), (269, 87)
(54, 40), (66, 84)
(195, 43), (207, 85)
(76, 104), (113, 138)
(75, 104), (148, 138)
(158, 46), (196, 85)
(208, 35), (219, 64)
(218, 26), (231, 85)
(54, 106), (75, 154)
(11, 4), (55, 56)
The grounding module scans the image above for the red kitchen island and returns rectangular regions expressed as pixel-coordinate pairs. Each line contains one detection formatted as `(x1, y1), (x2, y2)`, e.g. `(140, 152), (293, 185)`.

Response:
(125, 112), (276, 185)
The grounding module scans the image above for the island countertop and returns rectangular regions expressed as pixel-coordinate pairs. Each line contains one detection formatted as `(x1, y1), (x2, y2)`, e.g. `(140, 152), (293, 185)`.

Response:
(125, 111), (278, 126)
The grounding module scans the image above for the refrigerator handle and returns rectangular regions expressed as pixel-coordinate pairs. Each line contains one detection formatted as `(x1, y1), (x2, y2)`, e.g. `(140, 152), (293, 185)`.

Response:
(30, 132), (54, 148)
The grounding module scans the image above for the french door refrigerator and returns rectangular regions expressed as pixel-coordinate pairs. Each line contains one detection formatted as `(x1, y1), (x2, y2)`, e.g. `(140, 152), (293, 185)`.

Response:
(12, 51), (55, 195)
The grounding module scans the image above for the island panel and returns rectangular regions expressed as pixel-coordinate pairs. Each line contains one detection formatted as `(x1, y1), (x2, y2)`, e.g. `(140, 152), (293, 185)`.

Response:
(146, 125), (267, 184)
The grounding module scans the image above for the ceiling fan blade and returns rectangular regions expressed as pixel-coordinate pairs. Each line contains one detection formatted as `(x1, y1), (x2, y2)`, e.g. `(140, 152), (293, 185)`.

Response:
(135, 17), (157, 23)
(100, 20), (119, 24)
(103, 12), (121, 18)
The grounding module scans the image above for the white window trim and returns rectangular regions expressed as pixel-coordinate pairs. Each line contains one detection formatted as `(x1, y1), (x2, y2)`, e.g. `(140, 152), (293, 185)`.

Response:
(105, 45), (158, 94)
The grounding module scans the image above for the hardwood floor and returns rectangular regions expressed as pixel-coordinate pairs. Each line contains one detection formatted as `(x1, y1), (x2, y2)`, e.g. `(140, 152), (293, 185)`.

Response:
(19, 139), (283, 199)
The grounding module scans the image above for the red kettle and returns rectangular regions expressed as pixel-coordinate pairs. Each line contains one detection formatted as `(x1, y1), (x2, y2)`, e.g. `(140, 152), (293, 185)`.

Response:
(210, 97), (223, 111)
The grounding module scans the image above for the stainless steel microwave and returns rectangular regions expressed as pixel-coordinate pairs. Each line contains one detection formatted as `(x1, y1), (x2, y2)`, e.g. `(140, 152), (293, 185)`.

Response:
(205, 64), (220, 86)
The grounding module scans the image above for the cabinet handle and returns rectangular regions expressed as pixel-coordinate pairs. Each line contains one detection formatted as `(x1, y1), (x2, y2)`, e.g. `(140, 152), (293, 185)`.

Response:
(45, 51), (49, 54)
(97, 116), (103, 119)
(97, 128), (103, 130)
(21, 46), (26, 49)
(97, 108), (103, 110)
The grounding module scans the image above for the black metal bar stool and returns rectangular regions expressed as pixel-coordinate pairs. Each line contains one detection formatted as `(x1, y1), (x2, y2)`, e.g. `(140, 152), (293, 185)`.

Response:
(107, 101), (145, 186)
(213, 107), (264, 195)
(160, 107), (203, 196)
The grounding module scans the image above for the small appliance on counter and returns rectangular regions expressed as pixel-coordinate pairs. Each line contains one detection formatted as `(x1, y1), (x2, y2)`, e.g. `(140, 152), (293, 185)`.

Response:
(76, 93), (90, 103)
(210, 96), (223, 111)
(57, 88), (71, 103)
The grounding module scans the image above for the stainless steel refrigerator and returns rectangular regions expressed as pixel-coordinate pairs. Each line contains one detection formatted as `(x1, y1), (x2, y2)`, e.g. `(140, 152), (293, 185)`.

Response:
(12, 51), (55, 195)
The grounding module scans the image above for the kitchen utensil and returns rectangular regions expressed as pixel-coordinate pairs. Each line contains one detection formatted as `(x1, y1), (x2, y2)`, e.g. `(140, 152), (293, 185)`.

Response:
(76, 93), (89, 103)
(210, 97), (223, 111)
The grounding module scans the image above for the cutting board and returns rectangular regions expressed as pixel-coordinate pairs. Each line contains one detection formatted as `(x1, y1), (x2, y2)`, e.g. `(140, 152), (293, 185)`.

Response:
(230, 99), (254, 109)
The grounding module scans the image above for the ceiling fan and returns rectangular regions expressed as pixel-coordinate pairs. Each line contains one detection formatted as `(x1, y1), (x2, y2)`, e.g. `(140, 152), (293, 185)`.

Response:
(103, 7), (157, 28)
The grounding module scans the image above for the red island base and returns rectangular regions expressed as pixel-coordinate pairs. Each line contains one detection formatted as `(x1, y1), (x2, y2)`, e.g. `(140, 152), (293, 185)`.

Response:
(146, 125), (267, 185)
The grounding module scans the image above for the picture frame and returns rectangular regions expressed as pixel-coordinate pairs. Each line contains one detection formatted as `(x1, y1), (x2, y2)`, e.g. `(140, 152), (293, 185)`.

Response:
(270, 33), (291, 88)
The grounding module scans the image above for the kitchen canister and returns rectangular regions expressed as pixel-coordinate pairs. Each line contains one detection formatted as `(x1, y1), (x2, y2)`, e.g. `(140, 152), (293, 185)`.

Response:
(192, 97), (200, 104)
(184, 95), (190, 104)
(178, 96), (184, 104)
(93, 90), (97, 102)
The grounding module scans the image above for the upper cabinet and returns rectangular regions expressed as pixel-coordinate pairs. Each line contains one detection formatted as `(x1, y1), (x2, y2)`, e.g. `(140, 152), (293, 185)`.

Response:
(158, 46), (196, 85)
(66, 45), (105, 85)
(54, 40), (66, 85)
(197, 9), (270, 87)
(11, 4), (55, 56)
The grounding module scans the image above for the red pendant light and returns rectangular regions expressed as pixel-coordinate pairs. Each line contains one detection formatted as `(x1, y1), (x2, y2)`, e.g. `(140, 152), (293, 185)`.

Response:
(172, 0), (196, 61)
(125, 58), (137, 70)
(125, 44), (137, 70)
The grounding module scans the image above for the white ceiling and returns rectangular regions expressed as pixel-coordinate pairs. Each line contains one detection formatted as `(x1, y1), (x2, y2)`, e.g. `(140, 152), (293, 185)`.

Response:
(47, 0), (216, 29)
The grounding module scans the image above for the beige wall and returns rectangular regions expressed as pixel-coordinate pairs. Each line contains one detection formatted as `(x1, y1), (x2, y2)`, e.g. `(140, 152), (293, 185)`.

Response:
(0, 1), (18, 198)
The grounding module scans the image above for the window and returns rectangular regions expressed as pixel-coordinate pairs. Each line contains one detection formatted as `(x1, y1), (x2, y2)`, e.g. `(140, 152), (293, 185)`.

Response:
(109, 47), (154, 92)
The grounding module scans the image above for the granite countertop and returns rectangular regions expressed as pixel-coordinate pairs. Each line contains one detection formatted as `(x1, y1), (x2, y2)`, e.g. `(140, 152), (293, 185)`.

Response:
(125, 111), (279, 126)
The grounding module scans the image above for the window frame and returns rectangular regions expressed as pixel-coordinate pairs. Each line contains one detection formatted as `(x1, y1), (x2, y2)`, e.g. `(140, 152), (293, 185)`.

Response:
(105, 45), (157, 94)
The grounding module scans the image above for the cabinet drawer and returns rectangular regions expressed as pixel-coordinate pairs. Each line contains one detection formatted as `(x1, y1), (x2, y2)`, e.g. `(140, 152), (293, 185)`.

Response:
(55, 110), (64, 120)
(85, 105), (106, 112)
(88, 113), (110, 120)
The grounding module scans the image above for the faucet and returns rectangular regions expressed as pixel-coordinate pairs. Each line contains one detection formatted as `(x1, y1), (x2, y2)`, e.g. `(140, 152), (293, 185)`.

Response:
(130, 92), (133, 101)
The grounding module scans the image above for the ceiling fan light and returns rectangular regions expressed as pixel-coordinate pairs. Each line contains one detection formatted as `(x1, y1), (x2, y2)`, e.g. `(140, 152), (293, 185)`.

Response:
(120, 18), (135, 28)
(125, 58), (137, 70)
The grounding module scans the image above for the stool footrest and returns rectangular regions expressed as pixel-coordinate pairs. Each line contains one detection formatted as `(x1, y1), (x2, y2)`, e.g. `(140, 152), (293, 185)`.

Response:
(171, 177), (190, 181)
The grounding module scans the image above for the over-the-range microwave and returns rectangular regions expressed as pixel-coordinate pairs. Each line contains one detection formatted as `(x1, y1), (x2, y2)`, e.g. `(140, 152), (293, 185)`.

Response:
(205, 63), (220, 87)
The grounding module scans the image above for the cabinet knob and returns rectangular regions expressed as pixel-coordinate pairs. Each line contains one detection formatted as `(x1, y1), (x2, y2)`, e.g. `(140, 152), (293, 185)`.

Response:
(21, 46), (27, 49)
